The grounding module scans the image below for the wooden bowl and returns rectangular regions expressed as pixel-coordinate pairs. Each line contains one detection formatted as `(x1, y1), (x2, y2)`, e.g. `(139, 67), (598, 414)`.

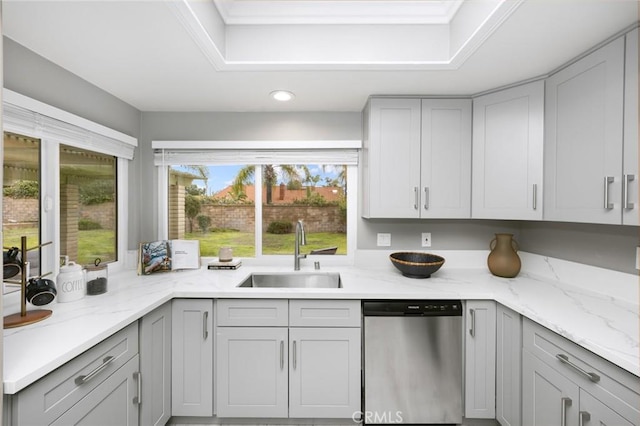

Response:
(389, 252), (445, 278)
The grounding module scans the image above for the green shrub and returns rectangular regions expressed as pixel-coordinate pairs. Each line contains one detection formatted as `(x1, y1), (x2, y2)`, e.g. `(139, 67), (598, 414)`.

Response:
(267, 221), (292, 234)
(3, 180), (39, 198)
(79, 180), (115, 205)
(78, 218), (102, 230)
(197, 214), (211, 233)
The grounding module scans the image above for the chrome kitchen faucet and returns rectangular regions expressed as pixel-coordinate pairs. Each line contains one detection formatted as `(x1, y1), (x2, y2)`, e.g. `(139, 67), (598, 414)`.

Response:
(294, 219), (307, 271)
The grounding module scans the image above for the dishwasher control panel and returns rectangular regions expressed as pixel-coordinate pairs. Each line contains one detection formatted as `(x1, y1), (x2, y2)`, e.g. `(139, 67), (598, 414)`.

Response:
(362, 300), (462, 316)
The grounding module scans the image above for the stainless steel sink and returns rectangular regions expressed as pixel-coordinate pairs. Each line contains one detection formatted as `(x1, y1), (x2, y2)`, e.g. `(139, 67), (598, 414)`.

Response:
(237, 272), (342, 288)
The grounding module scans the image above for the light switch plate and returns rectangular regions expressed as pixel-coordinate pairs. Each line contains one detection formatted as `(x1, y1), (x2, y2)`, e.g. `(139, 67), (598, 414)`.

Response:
(377, 233), (391, 247)
(421, 232), (432, 247)
(636, 246), (640, 270)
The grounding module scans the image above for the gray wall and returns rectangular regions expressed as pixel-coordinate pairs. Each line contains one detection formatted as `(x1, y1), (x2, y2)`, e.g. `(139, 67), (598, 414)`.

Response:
(4, 39), (638, 274)
(3, 38), (140, 138)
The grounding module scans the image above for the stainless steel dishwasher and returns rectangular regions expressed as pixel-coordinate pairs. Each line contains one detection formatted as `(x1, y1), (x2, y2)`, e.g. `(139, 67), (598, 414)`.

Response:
(363, 300), (463, 425)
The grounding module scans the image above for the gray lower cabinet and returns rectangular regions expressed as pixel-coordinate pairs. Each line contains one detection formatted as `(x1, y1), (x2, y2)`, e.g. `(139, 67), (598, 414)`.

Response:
(172, 299), (214, 417)
(4, 322), (140, 426)
(215, 299), (361, 419)
(139, 301), (172, 425)
(50, 355), (140, 426)
(522, 318), (640, 426)
(464, 300), (496, 419)
(496, 304), (522, 426)
(216, 326), (289, 417)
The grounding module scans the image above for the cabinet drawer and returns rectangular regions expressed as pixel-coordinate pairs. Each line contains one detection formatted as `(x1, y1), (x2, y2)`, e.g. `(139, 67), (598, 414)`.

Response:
(217, 299), (288, 326)
(9, 321), (139, 426)
(289, 300), (361, 327)
(523, 318), (640, 423)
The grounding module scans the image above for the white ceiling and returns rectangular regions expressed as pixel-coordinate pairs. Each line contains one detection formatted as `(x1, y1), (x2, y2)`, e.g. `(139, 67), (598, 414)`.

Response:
(3, 0), (638, 112)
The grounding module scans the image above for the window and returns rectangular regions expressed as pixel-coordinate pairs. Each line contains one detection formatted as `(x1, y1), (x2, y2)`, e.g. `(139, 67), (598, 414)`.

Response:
(2, 90), (136, 280)
(155, 140), (359, 263)
(167, 164), (348, 257)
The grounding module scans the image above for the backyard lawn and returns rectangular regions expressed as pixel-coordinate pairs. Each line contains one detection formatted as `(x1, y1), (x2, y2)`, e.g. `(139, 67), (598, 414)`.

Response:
(4, 227), (346, 264)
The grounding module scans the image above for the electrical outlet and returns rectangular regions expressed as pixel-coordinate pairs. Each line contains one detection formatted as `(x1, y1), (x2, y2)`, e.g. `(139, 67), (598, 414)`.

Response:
(636, 246), (640, 270)
(421, 232), (432, 247)
(377, 233), (391, 247)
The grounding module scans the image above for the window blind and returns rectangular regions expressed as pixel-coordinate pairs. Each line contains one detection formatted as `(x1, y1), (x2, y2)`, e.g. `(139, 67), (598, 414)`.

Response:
(152, 140), (360, 166)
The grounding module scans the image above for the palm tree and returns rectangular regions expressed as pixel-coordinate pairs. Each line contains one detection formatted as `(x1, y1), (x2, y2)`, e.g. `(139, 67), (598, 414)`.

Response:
(232, 165), (301, 204)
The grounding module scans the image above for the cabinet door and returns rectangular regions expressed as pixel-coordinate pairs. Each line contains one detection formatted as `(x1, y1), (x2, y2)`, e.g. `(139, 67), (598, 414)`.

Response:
(580, 389), (635, 426)
(289, 327), (361, 418)
(472, 81), (544, 220)
(363, 98), (422, 218)
(496, 304), (522, 426)
(216, 327), (288, 418)
(623, 28), (639, 226)
(51, 356), (140, 426)
(139, 302), (172, 426)
(522, 351), (579, 426)
(544, 37), (625, 224)
(421, 99), (472, 218)
(172, 299), (213, 417)
(465, 300), (496, 419)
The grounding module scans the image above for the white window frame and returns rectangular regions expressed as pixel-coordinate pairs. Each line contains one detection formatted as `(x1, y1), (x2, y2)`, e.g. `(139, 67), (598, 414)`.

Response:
(2, 89), (137, 276)
(154, 140), (360, 266)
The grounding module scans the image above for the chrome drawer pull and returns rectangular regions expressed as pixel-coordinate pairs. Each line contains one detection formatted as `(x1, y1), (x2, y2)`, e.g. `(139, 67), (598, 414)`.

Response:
(561, 397), (572, 426)
(293, 340), (297, 370)
(424, 187), (429, 210)
(533, 183), (538, 210)
(203, 311), (209, 340)
(75, 355), (115, 385)
(469, 308), (475, 337)
(414, 187), (419, 210)
(603, 176), (614, 209)
(624, 174), (635, 209)
(280, 340), (284, 371)
(556, 354), (600, 382)
(133, 372), (142, 405)
(579, 411), (591, 426)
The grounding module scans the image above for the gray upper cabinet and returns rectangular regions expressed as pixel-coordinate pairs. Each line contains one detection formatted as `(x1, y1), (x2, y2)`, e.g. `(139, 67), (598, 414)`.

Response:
(472, 81), (544, 220)
(362, 98), (422, 218)
(362, 97), (471, 219)
(544, 36), (626, 224)
(623, 28), (638, 226)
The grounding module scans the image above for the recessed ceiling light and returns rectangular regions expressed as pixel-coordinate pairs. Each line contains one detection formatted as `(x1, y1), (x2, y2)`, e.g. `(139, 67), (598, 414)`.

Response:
(270, 90), (295, 102)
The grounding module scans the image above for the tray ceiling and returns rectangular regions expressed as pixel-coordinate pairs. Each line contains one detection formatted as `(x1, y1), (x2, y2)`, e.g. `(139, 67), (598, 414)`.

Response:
(3, 0), (638, 112)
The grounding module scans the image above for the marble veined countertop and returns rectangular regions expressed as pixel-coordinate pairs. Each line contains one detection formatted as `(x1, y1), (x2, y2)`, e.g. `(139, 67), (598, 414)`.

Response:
(3, 250), (638, 394)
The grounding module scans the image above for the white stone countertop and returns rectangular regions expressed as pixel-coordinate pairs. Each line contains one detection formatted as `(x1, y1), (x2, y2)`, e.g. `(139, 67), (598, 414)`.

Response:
(3, 250), (638, 394)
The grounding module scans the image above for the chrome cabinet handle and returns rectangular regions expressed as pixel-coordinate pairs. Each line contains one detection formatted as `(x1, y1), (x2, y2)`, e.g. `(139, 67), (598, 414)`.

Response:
(624, 174), (635, 209)
(556, 354), (600, 382)
(561, 397), (572, 426)
(533, 183), (538, 210)
(604, 176), (614, 209)
(133, 372), (142, 405)
(293, 340), (297, 370)
(469, 308), (475, 337)
(579, 411), (591, 426)
(424, 187), (429, 210)
(280, 340), (284, 371)
(75, 356), (115, 385)
(414, 187), (419, 210)
(203, 311), (209, 340)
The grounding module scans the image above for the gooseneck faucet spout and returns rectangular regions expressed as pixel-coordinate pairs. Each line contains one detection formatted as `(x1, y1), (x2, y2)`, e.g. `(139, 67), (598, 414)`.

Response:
(294, 220), (307, 271)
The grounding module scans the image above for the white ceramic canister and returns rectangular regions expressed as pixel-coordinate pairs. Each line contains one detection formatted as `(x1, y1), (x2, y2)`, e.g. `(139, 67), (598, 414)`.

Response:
(56, 261), (86, 302)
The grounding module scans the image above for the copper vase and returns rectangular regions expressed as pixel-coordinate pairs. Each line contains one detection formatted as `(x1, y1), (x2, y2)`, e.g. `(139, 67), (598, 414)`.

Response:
(487, 233), (521, 278)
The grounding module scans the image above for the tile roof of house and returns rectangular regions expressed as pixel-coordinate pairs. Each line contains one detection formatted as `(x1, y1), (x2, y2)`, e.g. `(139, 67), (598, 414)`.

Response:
(213, 184), (343, 203)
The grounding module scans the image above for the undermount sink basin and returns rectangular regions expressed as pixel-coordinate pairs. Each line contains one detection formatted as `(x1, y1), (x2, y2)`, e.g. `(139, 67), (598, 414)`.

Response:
(237, 272), (342, 289)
